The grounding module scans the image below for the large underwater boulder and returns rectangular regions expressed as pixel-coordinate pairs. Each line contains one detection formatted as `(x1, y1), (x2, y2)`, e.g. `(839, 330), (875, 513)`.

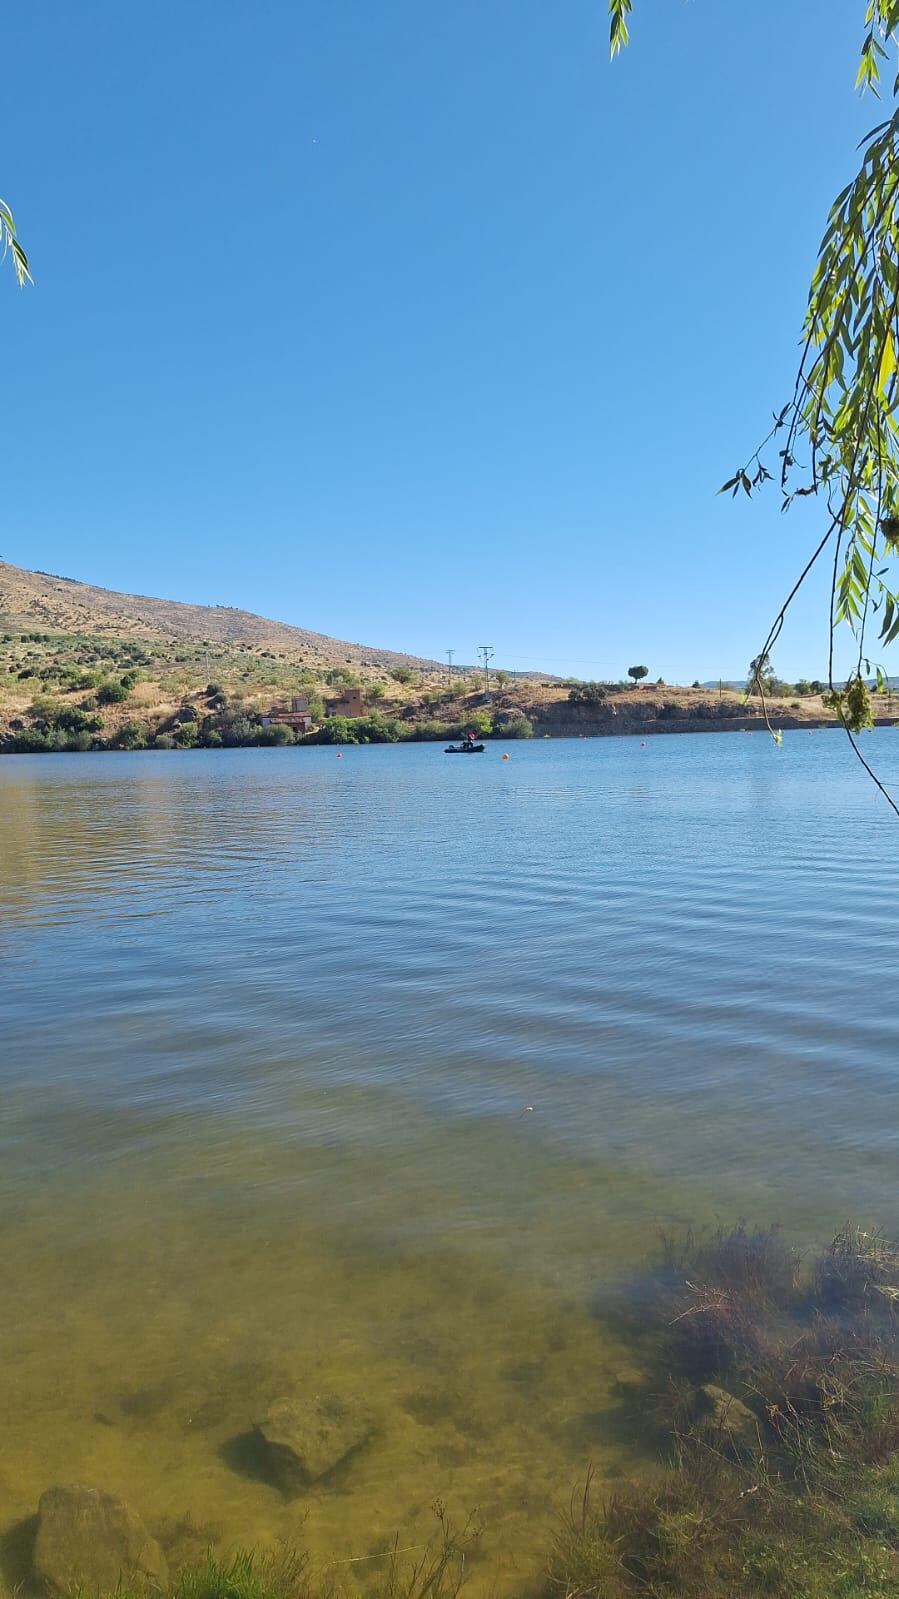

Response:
(33, 1484), (169, 1593)
(255, 1393), (372, 1491)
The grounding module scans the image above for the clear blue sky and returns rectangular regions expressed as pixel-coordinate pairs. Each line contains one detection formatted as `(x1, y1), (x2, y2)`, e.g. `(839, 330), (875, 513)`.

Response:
(2, 1), (878, 679)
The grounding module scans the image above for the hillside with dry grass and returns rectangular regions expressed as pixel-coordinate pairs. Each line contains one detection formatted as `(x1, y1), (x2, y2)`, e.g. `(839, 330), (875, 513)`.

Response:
(0, 560), (884, 752)
(0, 562), (440, 668)
(0, 560), (450, 750)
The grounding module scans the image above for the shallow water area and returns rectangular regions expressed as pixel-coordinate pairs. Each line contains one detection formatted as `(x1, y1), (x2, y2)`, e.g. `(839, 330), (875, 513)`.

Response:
(2, 734), (898, 1592)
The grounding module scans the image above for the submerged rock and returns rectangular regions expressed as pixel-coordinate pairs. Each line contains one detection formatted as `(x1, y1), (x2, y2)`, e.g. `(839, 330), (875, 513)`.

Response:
(692, 1384), (760, 1453)
(610, 1364), (650, 1400)
(33, 1484), (169, 1593)
(256, 1394), (372, 1491)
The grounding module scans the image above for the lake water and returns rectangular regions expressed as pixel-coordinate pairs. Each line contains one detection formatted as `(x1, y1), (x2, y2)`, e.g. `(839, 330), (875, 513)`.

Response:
(1, 732), (898, 1591)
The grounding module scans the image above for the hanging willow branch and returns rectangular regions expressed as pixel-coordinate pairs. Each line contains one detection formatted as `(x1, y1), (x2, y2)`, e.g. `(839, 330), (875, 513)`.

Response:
(609, 0), (632, 57)
(611, 1), (899, 807)
(0, 197), (32, 287)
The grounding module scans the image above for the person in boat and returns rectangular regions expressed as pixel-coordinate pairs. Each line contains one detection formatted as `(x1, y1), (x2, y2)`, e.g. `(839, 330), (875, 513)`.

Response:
(465, 730), (477, 748)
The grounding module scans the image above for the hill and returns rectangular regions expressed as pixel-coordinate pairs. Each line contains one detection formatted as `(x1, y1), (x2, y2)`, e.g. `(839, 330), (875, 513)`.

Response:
(0, 560), (883, 753)
(0, 561), (438, 671)
(0, 559), (457, 750)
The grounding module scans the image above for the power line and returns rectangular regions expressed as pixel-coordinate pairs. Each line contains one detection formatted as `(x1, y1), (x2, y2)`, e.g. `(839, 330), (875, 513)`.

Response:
(477, 644), (494, 699)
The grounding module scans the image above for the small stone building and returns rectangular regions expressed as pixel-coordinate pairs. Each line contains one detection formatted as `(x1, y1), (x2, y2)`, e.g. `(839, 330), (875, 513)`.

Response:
(262, 695), (314, 734)
(324, 686), (364, 718)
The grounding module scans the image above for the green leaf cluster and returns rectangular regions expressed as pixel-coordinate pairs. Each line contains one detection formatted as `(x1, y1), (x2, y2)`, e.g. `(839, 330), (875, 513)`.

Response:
(608, 0), (632, 57)
(825, 674), (876, 732)
(0, 197), (31, 286)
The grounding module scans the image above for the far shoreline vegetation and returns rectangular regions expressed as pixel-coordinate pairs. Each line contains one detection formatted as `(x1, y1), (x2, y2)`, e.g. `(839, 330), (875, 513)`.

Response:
(3, 566), (898, 756)
(3, 650), (891, 756)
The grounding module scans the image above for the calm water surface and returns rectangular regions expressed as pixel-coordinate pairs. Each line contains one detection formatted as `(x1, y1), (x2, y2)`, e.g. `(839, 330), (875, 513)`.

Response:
(1, 734), (898, 1589)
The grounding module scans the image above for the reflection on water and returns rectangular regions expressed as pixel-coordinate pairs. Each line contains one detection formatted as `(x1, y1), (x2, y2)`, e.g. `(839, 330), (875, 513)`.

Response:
(1, 736), (898, 1591)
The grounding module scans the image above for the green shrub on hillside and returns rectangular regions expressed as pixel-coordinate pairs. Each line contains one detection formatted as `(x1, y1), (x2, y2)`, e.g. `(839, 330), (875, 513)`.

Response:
(492, 711), (533, 738)
(7, 729), (53, 752)
(568, 682), (607, 704)
(216, 714), (261, 747)
(96, 679), (130, 705)
(308, 714), (354, 744)
(5, 727), (94, 752)
(28, 697), (101, 735)
(405, 720), (457, 742)
(310, 713), (401, 745)
(256, 722), (295, 745)
(55, 708), (102, 734)
(115, 721), (147, 750)
(28, 694), (60, 722)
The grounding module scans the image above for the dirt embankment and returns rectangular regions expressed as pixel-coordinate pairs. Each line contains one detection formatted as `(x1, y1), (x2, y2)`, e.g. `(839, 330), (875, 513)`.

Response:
(501, 686), (882, 738)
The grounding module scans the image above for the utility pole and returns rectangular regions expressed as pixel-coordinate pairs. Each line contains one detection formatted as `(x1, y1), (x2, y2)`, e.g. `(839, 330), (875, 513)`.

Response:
(477, 644), (494, 701)
(446, 648), (455, 687)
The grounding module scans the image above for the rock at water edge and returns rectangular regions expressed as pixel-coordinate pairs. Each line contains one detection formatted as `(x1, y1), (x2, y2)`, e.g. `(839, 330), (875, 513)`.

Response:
(34, 1484), (169, 1594)
(693, 1384), (761, 1453)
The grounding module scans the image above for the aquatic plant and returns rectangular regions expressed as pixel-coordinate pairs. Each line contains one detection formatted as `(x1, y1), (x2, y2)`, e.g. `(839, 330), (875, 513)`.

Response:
(654, 1223), (800, 1383)
(368, 1504), (480, 1599)
(814, 1225), (899, 1314)
(175, 1547), (312, 1599)
(550, 1223), (899, 1598)
(66, 1504), (479, 1599)
(549, 1446), (899, 1599)
(659, 1222), (800, 1307)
